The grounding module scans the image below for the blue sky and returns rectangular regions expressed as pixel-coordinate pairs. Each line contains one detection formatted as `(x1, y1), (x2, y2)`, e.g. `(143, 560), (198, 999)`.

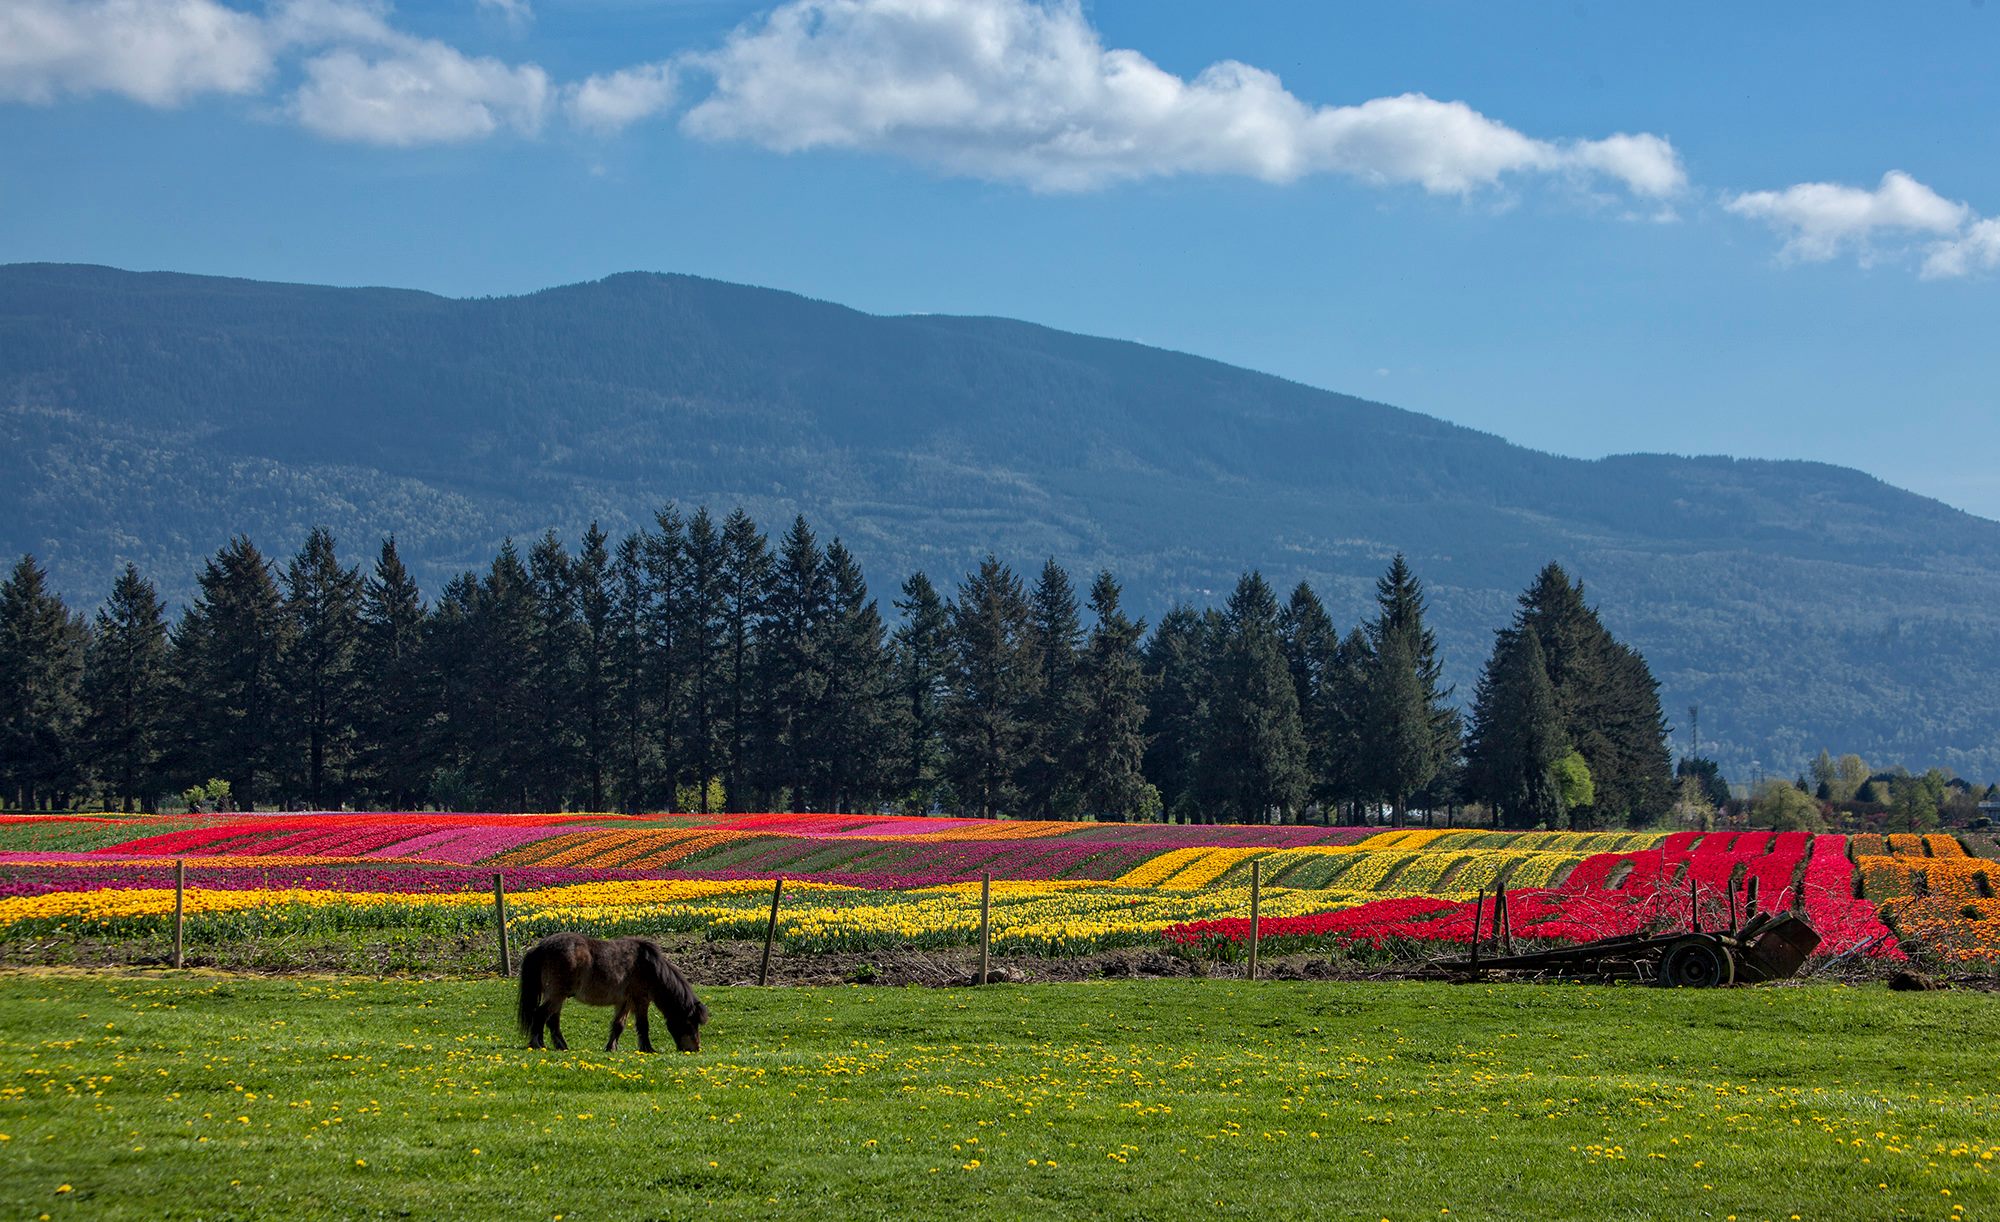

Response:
(4, 1), (1997, 517)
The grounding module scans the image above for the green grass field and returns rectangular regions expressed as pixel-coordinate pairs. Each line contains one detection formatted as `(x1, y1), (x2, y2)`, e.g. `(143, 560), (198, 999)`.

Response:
(0, 973), (1994, 1220)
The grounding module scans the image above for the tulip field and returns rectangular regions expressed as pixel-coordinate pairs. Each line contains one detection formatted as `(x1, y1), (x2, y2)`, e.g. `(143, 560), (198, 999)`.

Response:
(0, 812), (1992, 970)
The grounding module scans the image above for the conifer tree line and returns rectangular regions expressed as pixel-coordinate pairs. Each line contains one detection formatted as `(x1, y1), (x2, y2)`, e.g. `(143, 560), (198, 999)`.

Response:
(0, 506), (1673, 825)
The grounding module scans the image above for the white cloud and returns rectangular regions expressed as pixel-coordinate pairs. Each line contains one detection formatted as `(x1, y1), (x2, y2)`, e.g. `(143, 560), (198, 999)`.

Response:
(680, 0), (1685, 197)
(1725, 170), (1970, 262)
(0, 0), (273, 106)
(477, 0), (532, 33)
(294, 42), (550, 145)
(1922, 217), (2000, 280)
(566, 61), (676, 133)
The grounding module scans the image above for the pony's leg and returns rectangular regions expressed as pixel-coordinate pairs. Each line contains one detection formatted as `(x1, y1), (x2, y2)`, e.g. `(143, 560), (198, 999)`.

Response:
(547, 1003), (569, 1051)
(634, 1006), (655, 1054)
(528, 1004), (546, 1050)
(606, 1004), (629, 1053)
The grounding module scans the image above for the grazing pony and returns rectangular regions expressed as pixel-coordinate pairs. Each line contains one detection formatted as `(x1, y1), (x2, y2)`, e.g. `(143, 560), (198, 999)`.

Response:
(516, 932), (709, 1053)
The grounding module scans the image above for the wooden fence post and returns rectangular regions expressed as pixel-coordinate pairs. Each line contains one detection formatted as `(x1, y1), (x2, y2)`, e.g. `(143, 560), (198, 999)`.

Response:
(492, 873), (511, 977)
(1247, 858), (1262, 981)
(758, 877), (785, 987)
(1469, 888), (1485, 972)
(172, 858), (186, 969)
(1495, 881), (1514, 957)
(978, 872), (992, 986)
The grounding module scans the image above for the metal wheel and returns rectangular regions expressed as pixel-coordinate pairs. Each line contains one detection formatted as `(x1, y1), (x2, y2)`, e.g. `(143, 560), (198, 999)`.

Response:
(1659, 937), (1736, 988)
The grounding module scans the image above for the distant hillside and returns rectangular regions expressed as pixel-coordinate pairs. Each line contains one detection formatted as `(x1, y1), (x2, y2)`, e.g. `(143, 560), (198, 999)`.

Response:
(4, 262), (1998, 778)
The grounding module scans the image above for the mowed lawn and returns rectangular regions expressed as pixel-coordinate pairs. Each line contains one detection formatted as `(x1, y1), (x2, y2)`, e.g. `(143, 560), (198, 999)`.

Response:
(0, 974), (1995, 1220)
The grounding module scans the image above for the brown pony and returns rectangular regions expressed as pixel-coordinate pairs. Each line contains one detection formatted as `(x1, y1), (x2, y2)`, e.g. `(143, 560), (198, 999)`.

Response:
(516, 932), (709, 1053)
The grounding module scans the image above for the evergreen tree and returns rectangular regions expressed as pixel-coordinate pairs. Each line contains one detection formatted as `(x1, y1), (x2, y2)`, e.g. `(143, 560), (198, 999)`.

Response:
(1362, 626), (1441, 825)
(1509, 564), (1672, 825)
(84, 564), (170, 812)
(527, 531), (581, 810)
(0, 555), (89, 809)
(1319, 628), (1373, 823)
(280, 527), (364, 807)
(1465, 628), (1566, 828)
(1140, 606), (1208, 823)
(719, 508), (772, 810)
(890, 572), (949, 813)
(1198, 573), (1308, 823)
(1360, 555), (1460, 822)
(642, 507), (689, 805)
(173, 537), (288, 809)
(606, 534), (656, 810)
(758, 516), (831, 808)
(1075, 571), (1156, 820)
(1022, 559), (1085, 819)
(357, 538), (428, 808)
(679, 510), (728, 811)
(1279, 582), (1337, 814)
(472, 541), (539, 810)
(818, 540), (892, 812)
(572, 524), (616, 812)
(420, 571), (482, 804)
(943, 557), (1039, 819)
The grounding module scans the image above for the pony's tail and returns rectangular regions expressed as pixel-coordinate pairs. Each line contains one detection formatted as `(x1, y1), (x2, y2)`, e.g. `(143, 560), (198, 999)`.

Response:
(516, 943), (549, 1036)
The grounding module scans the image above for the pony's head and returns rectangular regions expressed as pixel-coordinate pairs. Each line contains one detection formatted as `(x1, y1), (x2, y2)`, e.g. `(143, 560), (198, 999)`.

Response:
(668, 998), (710, 1053)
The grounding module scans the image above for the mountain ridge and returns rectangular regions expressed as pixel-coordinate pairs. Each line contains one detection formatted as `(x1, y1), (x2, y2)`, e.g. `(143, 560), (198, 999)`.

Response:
(4, 261), (1997, 779)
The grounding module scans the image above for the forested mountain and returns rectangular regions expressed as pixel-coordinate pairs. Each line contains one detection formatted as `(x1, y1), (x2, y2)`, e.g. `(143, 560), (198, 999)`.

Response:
(4, 262), (1998, 778)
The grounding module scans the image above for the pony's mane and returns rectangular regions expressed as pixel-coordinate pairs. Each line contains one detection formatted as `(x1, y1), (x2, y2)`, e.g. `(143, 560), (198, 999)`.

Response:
(637, 940), (708, 1026)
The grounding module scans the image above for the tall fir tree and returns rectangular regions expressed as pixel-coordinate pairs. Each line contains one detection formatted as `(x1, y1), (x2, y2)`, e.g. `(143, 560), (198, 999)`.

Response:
(607, 533), (656, 810)
(0, 555), (89, 809)
(1509, 564), (1672, 825)
(356, 538), (429, 807)
(1465, 627), (1567, 828)
(527, 531), (581, 810)
(680, 510), (728, 811)
(1361, 626), (1440, 825)
(1279, 581), (1337, 815)
(472, 541), (539, 810)
(718, 508), (772, 810)
(642, 508), (689, 805)
(84, 564), (170, 811)
(280, 527), (364, 807)
(173, 537), (289, 809)
(1197, 573), (1309, 823)
(572, 524), (617, 812)
(758, 516), (831, 808)
(1075, 571), (1156, 820)
(818, 540), (893, 812)
(1022, 559), (1085, 819)
(1360, 555), (1460, 821)
(943, 556), (1039, 819)
(420, 571), (483, 804)
(890, 572), (950, 813)
(1140, 606), (1210, 823)
(1319, 628), (1373, 823)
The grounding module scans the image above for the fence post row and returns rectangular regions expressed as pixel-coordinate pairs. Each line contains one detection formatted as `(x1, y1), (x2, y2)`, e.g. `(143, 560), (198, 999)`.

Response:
(492, 873), (511, 978)
(172, 858), (186, 970)
(759, 877), (785, 987)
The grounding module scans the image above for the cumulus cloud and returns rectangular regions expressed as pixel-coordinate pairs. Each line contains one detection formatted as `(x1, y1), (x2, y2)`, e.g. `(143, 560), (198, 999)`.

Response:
(1921, 217), (2000, 280)
(1725, 170), (1970, 262)
(680, 0), (1685, 197)
(1725, 169), (2000, 279)
(566, 61), (676, 133)
(0, 0), (273, 105)
(478, 0), (532, 32)
(294, 42), (550, 145)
